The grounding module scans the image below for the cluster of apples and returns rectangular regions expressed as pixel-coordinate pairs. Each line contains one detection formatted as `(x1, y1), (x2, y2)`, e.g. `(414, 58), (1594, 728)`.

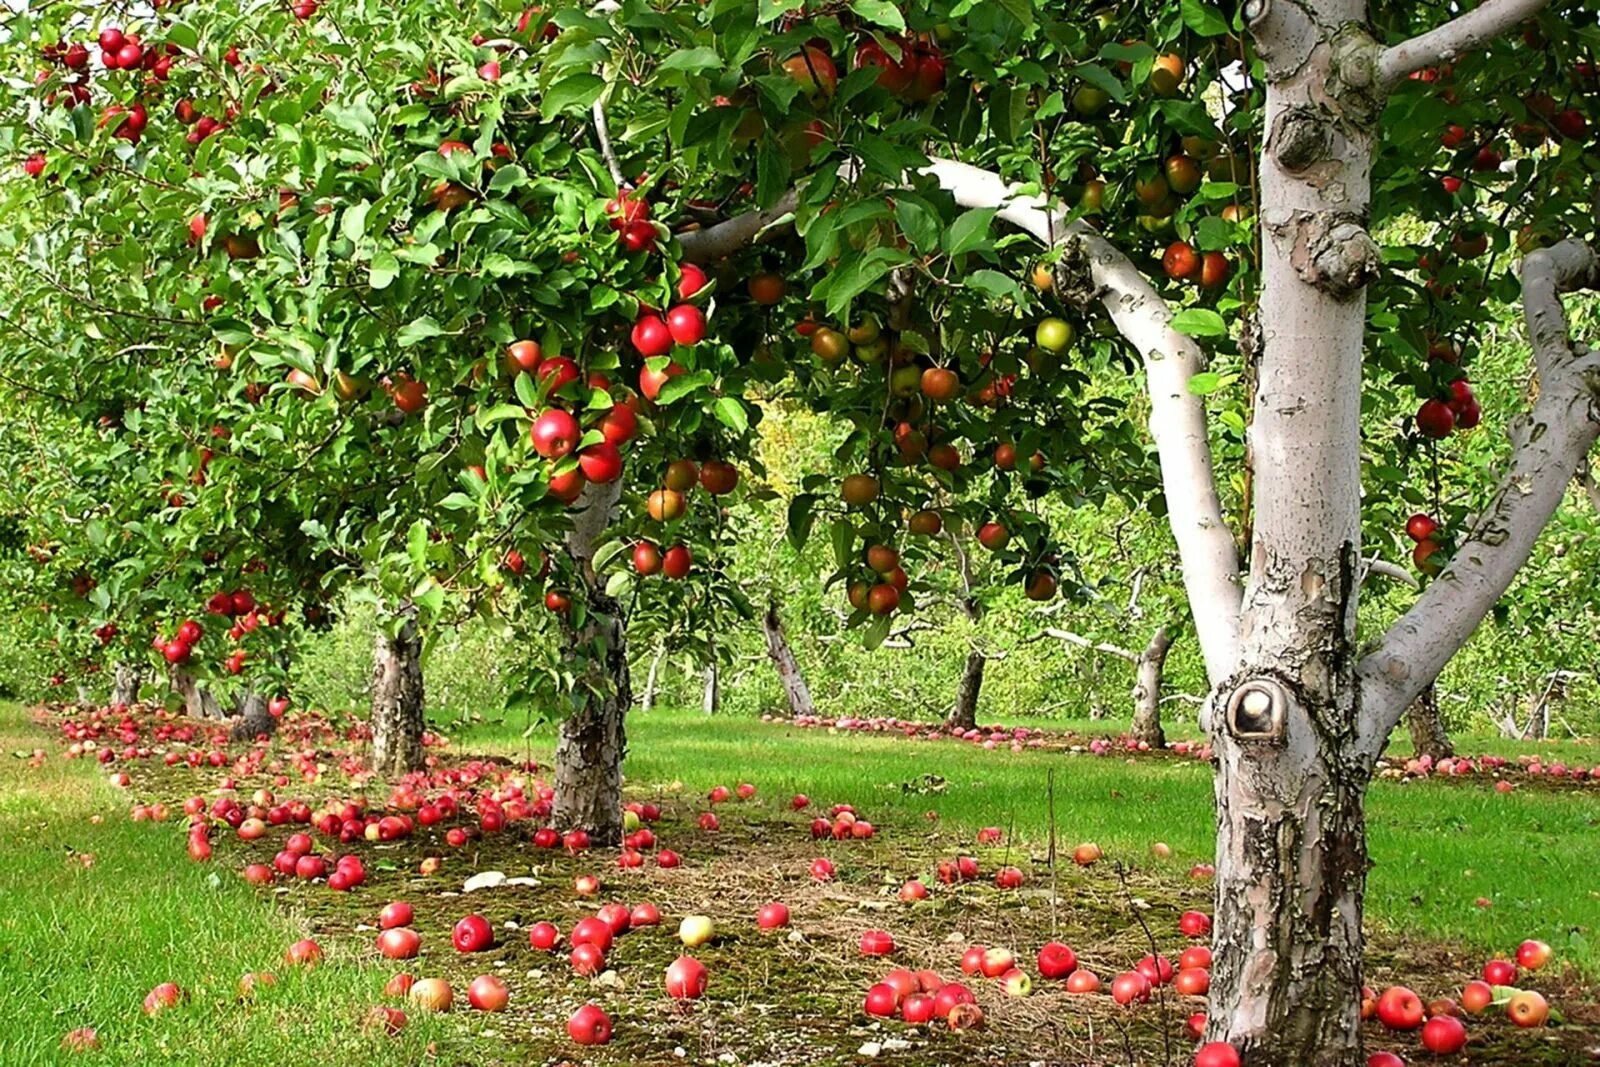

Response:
(1403, 512), (1449, 576)
(1363, 939), (1554, 1061)
(1415, 377), (1480, 441)
(806, 802), (877, 843)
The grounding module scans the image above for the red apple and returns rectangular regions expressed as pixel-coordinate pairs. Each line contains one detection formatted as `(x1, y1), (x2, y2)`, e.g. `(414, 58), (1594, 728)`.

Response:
(1193, 1043), (1242, 1067)
(665, 955), (708, 999)
(567, 1003), (612, 1045)
(1037, 942), (1078, 980)
(1460, 980), (1494, 1013)
(757, 902), (790, 930)
(1516, 939), (1552, 971)
(377, 927), (421, 960)
(860, 929), (895, 956)
(452, 914), (494, 953)
(1482, 959), (1517, 986)
(1420, 1015), (1466, 1054)
(1507, 990), (1549, 1027)
(379, 901), (413, 930)
(864, 982), (900, 1017)
(467, 974), (508, 1012)
(1179, 910), (1212, 937)
(1376, 986), (1425, 1030)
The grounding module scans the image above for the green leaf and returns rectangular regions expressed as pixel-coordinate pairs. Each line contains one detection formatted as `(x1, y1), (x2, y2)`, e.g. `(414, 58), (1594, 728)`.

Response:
(368, 251), (399, 289)
(713, 396), (749, 433)
(964, 269), (1023, 302)
(1180, 0), (1231, 36)
(863, 613), (892, 651)
(943, 208), (996, 255)
(398, 316), (446, 346)
(787, 494), (817, 549)
(341, 201), (371, 244)
(604, 571), (634, 598)
(1074, 63), (1128, 103)
(655, 370), (714, 406)
(1171, 308), (1228, 338)
(849, 0), (906, 31)
(831, 519), (854, 572)
(543, 74), (605, 116)
(1187, 371), (1224, 395)
(658, 47), (723, 74)
(166, 22), (199, 50)
(894, 194), (942, 255)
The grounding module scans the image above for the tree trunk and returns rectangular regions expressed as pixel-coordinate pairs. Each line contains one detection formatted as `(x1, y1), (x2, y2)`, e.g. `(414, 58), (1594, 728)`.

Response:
(762, 599), (814, 718)
(110, 661), (142, 707)
(370, 609), (425, 778)
(945, 649), (985, 732)
(229, 690), (277, 741)
(553, 480), (629, 845)
(169, 664), (223, 719)
(553, 597), (629, 842)
(1206, 8), (1379, 1062)
(640, 639), (664, 711)
(1129, 626), (1172, 748)
(1404, 684), (1453, 762)
(701, 661), (719, 715)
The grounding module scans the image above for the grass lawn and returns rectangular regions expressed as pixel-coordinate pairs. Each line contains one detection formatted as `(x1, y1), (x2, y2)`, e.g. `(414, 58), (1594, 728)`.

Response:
(3, 700), (1596, 1065)
(0, 704), (447, 1065)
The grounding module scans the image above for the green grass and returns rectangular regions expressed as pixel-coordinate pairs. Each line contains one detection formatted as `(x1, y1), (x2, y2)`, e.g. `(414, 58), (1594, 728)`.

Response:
(464, 708), (1600, 976)
(0, 705), (446, 1066)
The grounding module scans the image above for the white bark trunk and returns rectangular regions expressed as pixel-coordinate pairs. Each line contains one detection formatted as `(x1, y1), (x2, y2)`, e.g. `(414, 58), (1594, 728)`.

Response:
(701, 661), (719, 715)
(641, 639), (664, 711)
(1129, 626), (1172, 748)
(169, 664), (223, 720)
(762, 600), (814, 718)
(111, 661), (141, 706)
(1206, 6), (1377, 1061)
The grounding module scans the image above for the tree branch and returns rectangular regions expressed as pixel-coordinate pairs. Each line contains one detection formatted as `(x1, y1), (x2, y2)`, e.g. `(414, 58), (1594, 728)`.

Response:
(1579, 457), (1600, 514)
(587, 0), (625, 189)
(915, 159), (1243, 683)
(676, 189), (800, 263)
(1358, 238), (1600, 757)
(1376, 0), (1550, 86)
(1039, 628), (1138, 664)
(1361, 556), (1420, 591)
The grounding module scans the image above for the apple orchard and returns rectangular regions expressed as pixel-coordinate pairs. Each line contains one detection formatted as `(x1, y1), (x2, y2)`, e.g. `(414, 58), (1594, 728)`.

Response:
(3, 0), (1600, 1064)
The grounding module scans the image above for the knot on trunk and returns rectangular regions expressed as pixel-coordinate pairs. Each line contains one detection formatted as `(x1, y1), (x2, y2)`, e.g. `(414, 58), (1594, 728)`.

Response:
(1286, 213), (1380, 300)
(1055, 235), (1100, 312)
(1267, 106), (1332, 174)
(1328, 25), (1383, 128)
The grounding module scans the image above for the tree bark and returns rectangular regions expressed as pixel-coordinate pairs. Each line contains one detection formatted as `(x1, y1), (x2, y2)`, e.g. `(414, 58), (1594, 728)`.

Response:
(1129, 627), (1172, 748)
(640, 639), (664, 711)
(370, 608), (425, 778)
(169, 664), (223, 719)
(1204, 6), (1380, 1062)
(553, 479), (629, 845)
(110, 661), (142, 706)
(701, 661), (719, 715)
(1404, 684), (1453, 762)
(945, 649), (985, 732)
(229, 690), (277, 742)
(762, 599), (814, 718)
